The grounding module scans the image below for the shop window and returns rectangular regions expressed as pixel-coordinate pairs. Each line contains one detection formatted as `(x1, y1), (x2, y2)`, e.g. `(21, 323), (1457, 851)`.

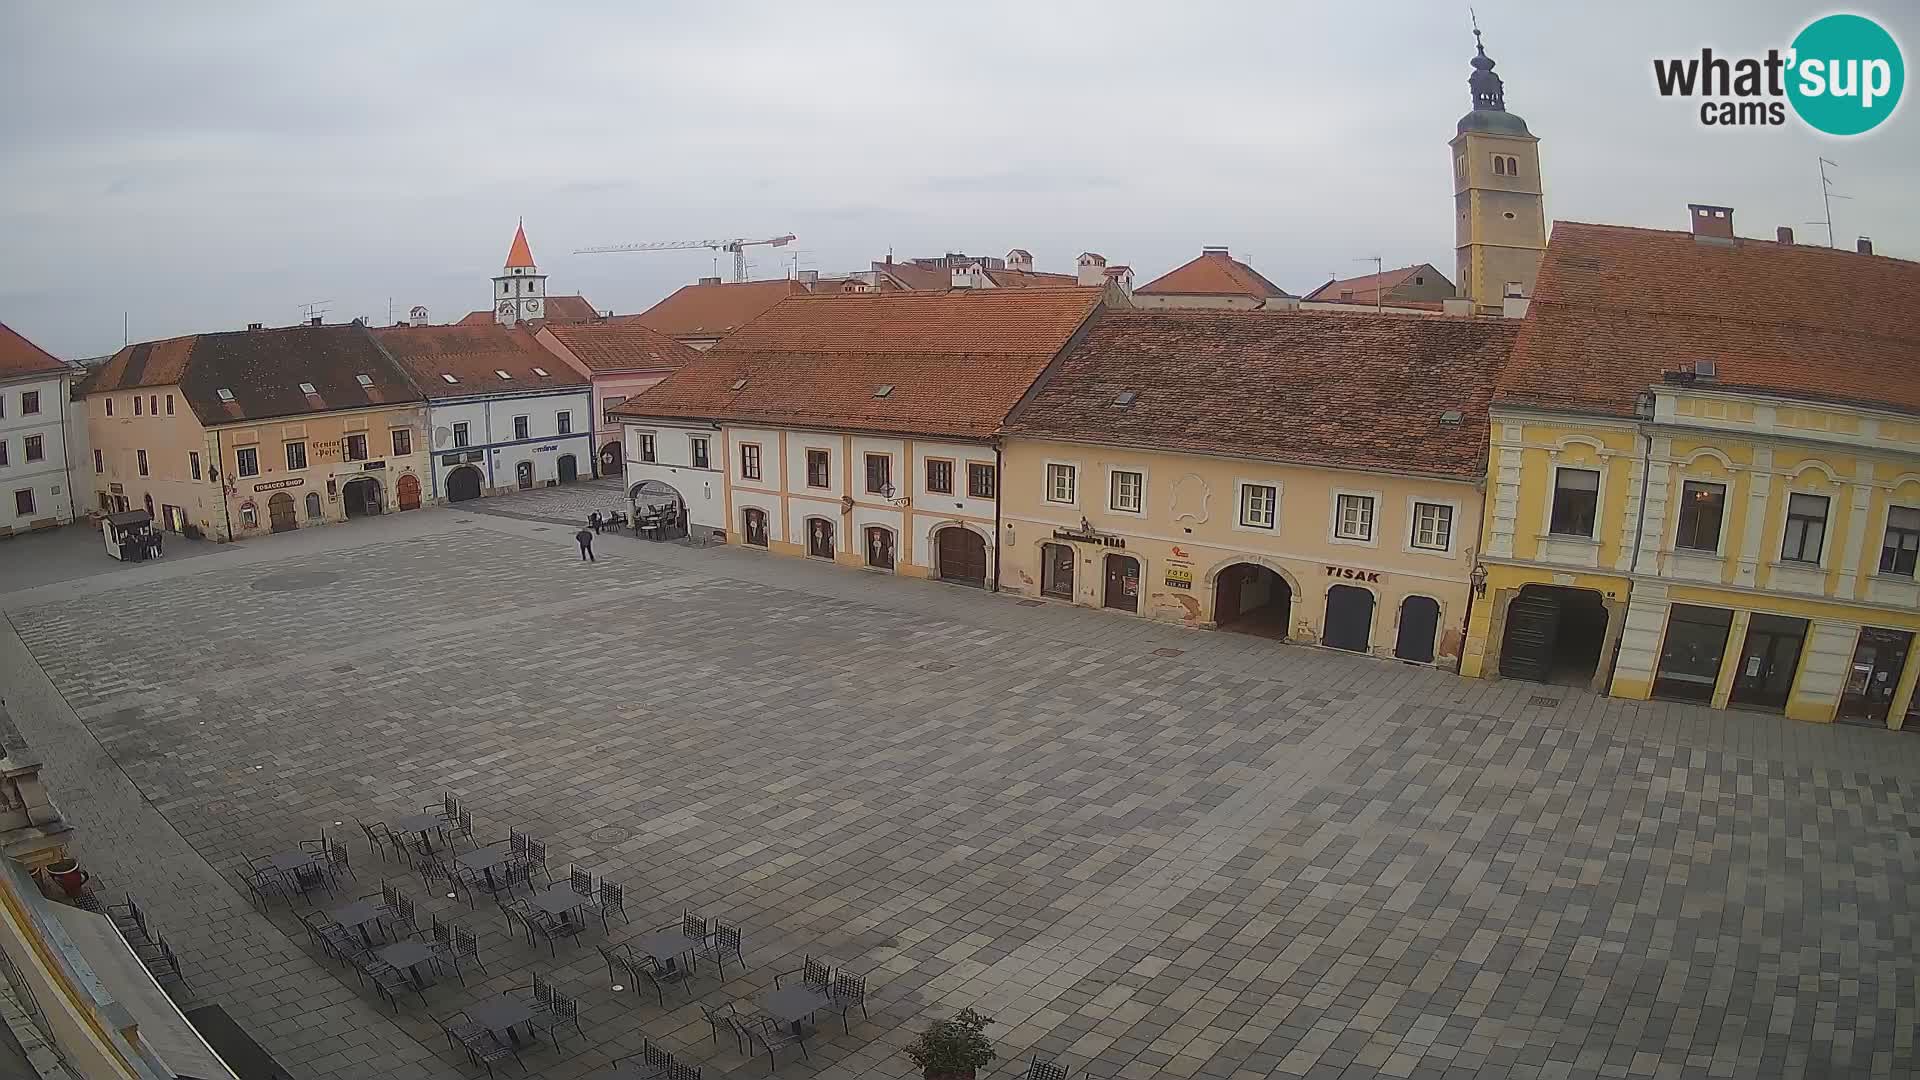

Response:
(1652, 604), (1733, 703)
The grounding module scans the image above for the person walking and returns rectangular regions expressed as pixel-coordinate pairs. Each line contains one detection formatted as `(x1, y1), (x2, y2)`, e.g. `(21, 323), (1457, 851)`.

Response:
(576, 527), (595, 562)
(588, 511), (602, 535)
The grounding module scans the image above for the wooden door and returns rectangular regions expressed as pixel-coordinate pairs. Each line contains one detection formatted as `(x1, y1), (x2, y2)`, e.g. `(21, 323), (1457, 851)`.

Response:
(1394, 596), (1441, 663)
(866, 527), (895, 570)
(268, 492), (297, 533)
(1323, 585), (1375, 652)
(558, 455), (579, 483)
(1499, 588), (1561, 681)
(396, 474), (421, 511)
(937, 527), (987, 586)
(516, 461), (534, 489)
(807, 518), (835, 559)
(743, 508), (768, 547)
(1103, 554), (1139, 612)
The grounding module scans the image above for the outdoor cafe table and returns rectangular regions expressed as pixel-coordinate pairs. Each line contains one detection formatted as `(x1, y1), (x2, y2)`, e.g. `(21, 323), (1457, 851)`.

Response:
(456, 845), (512, 890)
(761, 983), (833, 1036)
(529, 885), (585, 923)
(628, 929), (703, 978)
(390, 812), (446, 850)
(378, 941), (437, 989)
(265, 849), (321, 875)
(331, 899), (387, 946)
(468, 992), (535, 1046)
(588, 1063), (657, 1080)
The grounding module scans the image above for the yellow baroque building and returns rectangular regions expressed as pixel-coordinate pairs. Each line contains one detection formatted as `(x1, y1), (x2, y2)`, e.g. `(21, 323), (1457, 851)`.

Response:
(1462, 211), (1920, 729)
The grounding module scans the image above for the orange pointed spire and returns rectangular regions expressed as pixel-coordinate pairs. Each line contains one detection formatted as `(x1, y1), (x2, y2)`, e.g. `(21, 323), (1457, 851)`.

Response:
(504, 219), (536, 269)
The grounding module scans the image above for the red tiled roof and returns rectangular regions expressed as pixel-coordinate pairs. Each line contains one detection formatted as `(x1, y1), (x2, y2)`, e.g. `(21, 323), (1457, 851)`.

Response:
(633, 279), (803, 341)
(542, 318), (702, 374)
(456, 295), (600, 326)
(1005, 309), (1519, 480)
(505, 222), (536, 269)
(871, 262), (952, 291)
(1498, 222), (1920, 418)
(373, 323), (586, 399)
(985, 268), (1079, 288)
(1304, 266), (1423, 303)
(0, 321), (68, 379)
(89, 324), (423, 425)
(1136, 250), (1292, 299)
(616, 287), (1104, 440)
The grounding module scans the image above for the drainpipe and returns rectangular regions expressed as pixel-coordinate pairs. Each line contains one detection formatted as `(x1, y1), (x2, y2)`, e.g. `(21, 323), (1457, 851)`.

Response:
(1459, 476), (1489, 668)
(1607, 411), (1657, 692)
(214, 428), (234, 541)
(991, 440), (1003, 593)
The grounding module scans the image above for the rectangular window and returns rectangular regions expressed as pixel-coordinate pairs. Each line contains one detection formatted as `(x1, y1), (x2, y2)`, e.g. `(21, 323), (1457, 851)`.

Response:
(926, 458), (953, 494)
(806, 449), (831, 488)
(557, 411), (571, 435)
(690, 437), (710, 469)
(149, 394), (157, 415)
(1046, 463), (1077, 505)
(968, 462), (997, 500)
(0, 442), (8, 467)
(452, 422), (470, 448)
(345, 433), (368, 461)
(1781, 492), (1829, 564)
(1335, 493), (1375, 541)
(133, 395), (142, 415)
(513, 415), (530, 440)
(1880, 505), (1920, 578)
(93, 449), (103, 474)
(136, 448), (148, 476)
(165, 393), (174, 415)
(13, 490), (32, 517)
(1411, 501), (1452, 550)
(189, 451), (201, 480)
(1549, 468), (1601, 537)
(236, 446), (259, 478)
(1108, 469), (1142, 512)
(105, 398), (113, 417)
(740, 444), (761, 480)
(1239, 483), (1277, 529)
(391, 428), (411, 456)
(1674, 481), (1727, 553)
(638, 433), (656, 463)
(285, 441), (308, 470)
(21, 391), (39, 415)
(23, 435), (43, 463)
(602, 396), (627, 425)
(865, 453), (891, 495)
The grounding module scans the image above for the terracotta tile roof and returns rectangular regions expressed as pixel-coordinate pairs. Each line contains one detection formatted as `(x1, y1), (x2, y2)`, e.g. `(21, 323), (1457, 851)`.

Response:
(1005, 309), (1519, 480)
(373, 323), (587, 399)
(1135, 249), (1292, 299)
(0, 321), (68, 379)
(984, 268), (1080, 288)
(89, 324), (423, 425)
(541, 318), (702, 374)
(616, 287), (1104, 440)
(1304, 266), (1423, 303)
(504, 221), (536, 269)
(871, 261), (953, 291)
(455, 295), (601, 326)
(1498, 222), (1920, 418)
(632, 279), (805, 341)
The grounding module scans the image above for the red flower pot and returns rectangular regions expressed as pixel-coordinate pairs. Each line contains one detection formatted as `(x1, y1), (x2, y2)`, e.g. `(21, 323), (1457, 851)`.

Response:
(46, 860), (89, 898)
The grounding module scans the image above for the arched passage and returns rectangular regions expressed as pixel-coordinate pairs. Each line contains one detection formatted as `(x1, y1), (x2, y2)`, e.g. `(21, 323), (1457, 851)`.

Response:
(599, 441), (624, 475)
(1211, 563), (1293, 639)
(1499, 585), (1609, 685)
(341, 477), (383, 519)
(446, 465), (483, 503)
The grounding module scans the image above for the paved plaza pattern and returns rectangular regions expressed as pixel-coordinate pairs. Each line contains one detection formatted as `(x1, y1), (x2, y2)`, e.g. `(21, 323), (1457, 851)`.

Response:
(4, 494), (1920, 1079)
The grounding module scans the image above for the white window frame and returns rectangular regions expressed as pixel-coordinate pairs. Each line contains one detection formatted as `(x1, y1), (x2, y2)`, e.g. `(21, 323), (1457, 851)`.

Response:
(1776, 486), (1834, 569)
(689, 436), (711, 470)
(344, 433), (368, 462)
(804, 446), (833, 489)
(636, 431), (657, 463)
(556, 410), (572, 435)
(513, 414), (531, 440)
(285, 440), (307, 471)
(1668, 475), (1731, 558)
(1546, 464), (1603, 540)
(1106, 466), (1146, 516)
(739, 442), (763, 482)
(1329, 489), (1380, 547)
(1235, 481), (1278, 532)
(1878, 503), (1920, 580)
(235, 446), (259, 478)
(1044, 461), (1078, 507)
(452, 421), (471, 449)
(1405, 496), (1460, 555)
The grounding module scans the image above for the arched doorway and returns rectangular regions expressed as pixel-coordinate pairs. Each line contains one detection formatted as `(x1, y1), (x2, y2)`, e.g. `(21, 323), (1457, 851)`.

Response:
(268, 492), (297, 533)
(557, 454), (579, 484)
(742, 507), (769, 547)
(865, 526), (896, 571)
(630, 480), (686, 539)
(1103, 553), (1140, 613)
(305, 491), (323, 520)
(143, 493), (155, 518)
(341, 477), (382, 519)
(806, 517), (836, 559)
(396, 473), (421, 511)
(599, 441), (623, 476)
(936, 526), (987, 587)
(1040, 542), (1075, 600)
(516, 461), (535, 489)
(446, 466), (483, 503)
(1324, 585), (1375, 652)
(1498, 585), (1609, 686)
(1212, 563), (1293, 639)
(1394, 596), (1442, 663)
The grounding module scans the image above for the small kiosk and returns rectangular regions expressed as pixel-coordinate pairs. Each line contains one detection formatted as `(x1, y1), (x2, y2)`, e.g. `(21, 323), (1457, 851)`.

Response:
(102, 509), (154, 562)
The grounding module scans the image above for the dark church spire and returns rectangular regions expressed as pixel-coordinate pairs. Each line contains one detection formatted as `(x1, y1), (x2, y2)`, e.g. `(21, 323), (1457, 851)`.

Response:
(1469, 24), (1507, 112)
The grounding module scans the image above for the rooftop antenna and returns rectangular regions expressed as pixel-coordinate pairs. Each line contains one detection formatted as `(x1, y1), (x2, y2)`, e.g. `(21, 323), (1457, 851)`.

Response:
(1355, 255), (1384, 313)
(299, 299), (332, 324)
(1808, 157), (1850, 248)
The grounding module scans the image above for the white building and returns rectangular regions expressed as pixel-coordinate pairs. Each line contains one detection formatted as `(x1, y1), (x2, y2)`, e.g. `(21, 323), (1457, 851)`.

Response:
(372, 323), (594, 500)
(0, 322), (77, 536)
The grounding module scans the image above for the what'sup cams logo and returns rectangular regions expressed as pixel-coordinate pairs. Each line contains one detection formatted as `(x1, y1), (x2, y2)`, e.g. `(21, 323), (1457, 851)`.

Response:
(1654, 13), (1904, 135)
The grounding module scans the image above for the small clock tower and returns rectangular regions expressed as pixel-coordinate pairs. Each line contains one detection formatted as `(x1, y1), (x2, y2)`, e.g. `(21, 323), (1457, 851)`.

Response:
(492, 220), (547, 325)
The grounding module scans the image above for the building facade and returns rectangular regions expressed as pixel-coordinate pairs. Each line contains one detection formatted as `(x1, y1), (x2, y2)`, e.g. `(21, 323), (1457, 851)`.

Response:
(1000, 310), (1516, 668)
(1131, 247), (1294, 311)
(536, 319), (701, 478)
(84, 323), (431, 540)
(1462, 213), (1920, 729)
(0, 323), (76, 537)
(1451, 31), (1547, 315)
(373, 324), (592, 500)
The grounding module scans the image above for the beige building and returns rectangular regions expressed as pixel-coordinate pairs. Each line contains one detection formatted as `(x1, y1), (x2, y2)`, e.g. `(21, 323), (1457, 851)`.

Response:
(1000, 309), (1517, 668)
(1451, 31), (1547, 314)
(82, 323), (431, 540)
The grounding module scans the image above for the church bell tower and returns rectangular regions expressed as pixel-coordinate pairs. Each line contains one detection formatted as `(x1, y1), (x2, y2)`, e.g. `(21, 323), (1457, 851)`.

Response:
(1450, 29), (1546, 315)
(492, 220), (547, 325)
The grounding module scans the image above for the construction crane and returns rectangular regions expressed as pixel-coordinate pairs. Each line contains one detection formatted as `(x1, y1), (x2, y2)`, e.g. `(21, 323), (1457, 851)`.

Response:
(573, 234), (797, 283)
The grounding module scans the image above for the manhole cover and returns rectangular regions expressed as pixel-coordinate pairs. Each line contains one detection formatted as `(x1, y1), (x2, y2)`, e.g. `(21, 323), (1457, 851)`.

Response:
(589, 826), (631, 844)
(251, 570), (342, 593)
(1528, 695), (1561, 707)
(455, 518), (474, 523)
(1153, 647), (1184, 657)
(332, 663), (356, 673)
(921, 662), (953, 672)
(531, 527), (549, 532)
(1017, 599), (1043, 607)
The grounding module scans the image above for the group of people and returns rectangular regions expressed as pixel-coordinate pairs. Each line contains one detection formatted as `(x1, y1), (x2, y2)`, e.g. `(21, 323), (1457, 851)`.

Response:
(577, 503), (684, 561)
(126, 524), (164, 561)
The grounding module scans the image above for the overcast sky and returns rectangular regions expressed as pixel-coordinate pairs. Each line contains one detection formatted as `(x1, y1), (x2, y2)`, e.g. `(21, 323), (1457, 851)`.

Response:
(3, 2), (1914, 359)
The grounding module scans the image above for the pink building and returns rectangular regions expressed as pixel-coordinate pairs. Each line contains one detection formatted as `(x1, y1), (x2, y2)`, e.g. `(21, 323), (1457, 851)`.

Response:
(535, 319), (700, 479)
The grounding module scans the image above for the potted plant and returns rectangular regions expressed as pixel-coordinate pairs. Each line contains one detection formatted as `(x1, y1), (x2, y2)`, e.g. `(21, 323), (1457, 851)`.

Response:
(904, 1008), (996, 1080)
(43, 857), (90, 899)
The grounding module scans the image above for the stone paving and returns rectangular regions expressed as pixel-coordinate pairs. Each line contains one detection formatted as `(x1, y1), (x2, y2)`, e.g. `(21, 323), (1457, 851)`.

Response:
(3, 495), (1920, 1080)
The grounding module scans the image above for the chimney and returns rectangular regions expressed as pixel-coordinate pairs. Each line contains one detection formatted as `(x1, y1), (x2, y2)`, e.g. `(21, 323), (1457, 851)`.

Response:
(247, 322), (264, 331)
(1202, 246), (1231, 256)
(1076, 252), (1107, 287)
(309, 315), (323, 326)
(1005, 249), (1033, 274)
(951, 266), (972, 289)
(1688, 203), (1736, 243)
(698, 276), (722, 286)
(797, 270), (818, 285)
(1777, 226), (1794, 246)
(1442, 297), (1474, 317)
(1103, 265), (1134, 299)
(1858, 236), (1874, 256)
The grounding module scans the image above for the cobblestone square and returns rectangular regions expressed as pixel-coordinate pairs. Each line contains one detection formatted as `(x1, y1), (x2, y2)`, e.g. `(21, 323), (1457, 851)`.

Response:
(4, 502), (1919, 1079)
